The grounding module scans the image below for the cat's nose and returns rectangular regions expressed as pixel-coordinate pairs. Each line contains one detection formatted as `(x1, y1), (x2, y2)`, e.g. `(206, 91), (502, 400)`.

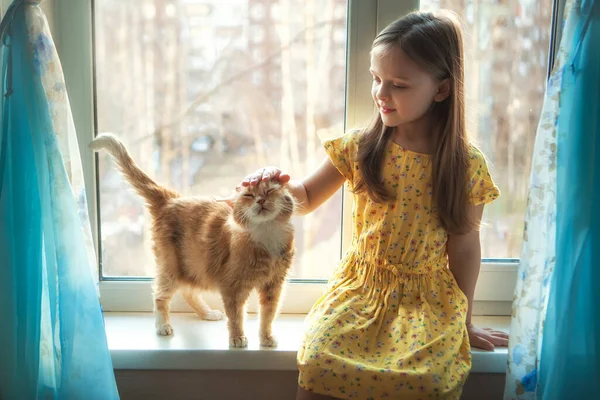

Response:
(257, 198), (265, 205)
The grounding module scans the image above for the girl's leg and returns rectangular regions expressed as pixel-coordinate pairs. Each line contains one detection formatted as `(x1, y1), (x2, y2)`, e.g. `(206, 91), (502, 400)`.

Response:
(295, 385), (339, 400)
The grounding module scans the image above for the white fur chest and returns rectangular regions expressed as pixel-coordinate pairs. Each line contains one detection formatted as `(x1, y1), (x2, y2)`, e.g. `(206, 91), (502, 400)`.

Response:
(249, 224), (291, 257)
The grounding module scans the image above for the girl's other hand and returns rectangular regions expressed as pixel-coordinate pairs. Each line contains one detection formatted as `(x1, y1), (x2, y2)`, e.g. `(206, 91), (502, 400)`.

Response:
(241, 166), (291, 187)
(467, 323), (509, 351)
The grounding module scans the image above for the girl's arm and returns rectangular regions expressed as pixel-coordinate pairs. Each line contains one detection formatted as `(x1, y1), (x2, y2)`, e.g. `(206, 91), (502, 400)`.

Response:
(229, 157), (346, 216)
(447, 204), (509, 351)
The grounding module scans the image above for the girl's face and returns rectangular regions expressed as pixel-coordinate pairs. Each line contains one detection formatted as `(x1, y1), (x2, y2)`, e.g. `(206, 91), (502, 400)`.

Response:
(370, 45), (448, 128)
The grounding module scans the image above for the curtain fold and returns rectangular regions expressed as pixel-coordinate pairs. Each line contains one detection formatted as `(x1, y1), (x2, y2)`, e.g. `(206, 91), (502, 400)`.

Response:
(0, 1), (119, 398)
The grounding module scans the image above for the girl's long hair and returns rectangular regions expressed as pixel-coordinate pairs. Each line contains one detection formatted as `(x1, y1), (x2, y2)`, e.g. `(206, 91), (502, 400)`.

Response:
(354, 11), (474, 234)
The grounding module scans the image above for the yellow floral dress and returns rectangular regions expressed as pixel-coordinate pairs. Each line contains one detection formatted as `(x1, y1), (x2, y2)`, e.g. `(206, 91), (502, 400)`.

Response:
(297, 132), (500, 399)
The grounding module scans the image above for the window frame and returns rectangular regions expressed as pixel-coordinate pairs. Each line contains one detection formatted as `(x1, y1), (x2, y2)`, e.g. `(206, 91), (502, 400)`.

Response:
(53, 0), (565, 315)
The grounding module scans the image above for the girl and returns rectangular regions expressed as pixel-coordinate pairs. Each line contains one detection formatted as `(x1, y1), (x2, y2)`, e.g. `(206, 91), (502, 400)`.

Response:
(228, 10), (508, 400)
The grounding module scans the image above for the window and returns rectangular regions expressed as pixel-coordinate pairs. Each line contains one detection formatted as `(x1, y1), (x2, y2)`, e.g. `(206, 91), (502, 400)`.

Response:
(58, 0), (558, 314)
(420, 0), (553, 259)
(94, 0), (348, 284)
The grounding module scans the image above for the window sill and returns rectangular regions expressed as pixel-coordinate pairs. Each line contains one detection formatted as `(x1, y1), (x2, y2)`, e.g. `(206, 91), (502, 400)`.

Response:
(105, 313), (510, 374)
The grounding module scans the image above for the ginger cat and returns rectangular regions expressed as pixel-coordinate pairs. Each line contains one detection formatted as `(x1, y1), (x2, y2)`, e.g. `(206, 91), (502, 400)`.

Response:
(91, 134), (295, 348)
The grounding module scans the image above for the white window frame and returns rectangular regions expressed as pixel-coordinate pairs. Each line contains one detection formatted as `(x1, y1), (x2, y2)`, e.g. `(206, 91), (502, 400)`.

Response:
(50, 0), (568, 316)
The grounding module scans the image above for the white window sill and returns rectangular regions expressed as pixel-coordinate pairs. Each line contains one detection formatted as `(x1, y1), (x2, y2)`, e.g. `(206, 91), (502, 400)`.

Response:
(105, 313), (510, 374)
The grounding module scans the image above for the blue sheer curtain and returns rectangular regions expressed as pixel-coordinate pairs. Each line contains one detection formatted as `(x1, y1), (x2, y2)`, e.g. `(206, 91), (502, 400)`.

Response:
(0, 1), (119, 398)
(505, 0), (599, 398)
(539, 0), (600, 398)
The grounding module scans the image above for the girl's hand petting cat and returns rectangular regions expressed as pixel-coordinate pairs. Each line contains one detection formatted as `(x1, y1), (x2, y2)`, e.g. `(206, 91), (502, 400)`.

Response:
(241, 166), (291, 187)
(214, 167), (290, 207)
(467, 323), (509, 351)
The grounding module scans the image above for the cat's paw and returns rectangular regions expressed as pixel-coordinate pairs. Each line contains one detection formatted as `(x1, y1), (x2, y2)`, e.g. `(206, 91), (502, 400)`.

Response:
(260, 334), (278, 347)
(229, 335), (248, 348)
(201, 310), (224, 321)
(156, 323), (174, 336)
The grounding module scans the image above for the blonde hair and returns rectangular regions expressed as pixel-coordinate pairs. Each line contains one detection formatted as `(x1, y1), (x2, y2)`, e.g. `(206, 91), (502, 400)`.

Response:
(354, 10), (473, 234)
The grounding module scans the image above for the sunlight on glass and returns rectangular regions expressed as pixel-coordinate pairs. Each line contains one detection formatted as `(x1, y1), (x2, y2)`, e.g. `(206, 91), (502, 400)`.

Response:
(95, 0), (348, 278)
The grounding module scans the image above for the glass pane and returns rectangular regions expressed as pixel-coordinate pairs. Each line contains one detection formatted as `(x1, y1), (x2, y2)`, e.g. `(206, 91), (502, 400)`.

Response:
(421, 0), (553, 259)
(95, 0), (347, 279)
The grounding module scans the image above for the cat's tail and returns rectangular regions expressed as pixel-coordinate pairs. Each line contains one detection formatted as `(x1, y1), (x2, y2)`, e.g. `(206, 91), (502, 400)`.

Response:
(90, 133), (178, 209)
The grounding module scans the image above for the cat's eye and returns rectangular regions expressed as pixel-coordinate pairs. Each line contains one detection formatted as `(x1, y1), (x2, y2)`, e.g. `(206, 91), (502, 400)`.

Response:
(266, 189), (275, 195)
(243, 194), (255, 198)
